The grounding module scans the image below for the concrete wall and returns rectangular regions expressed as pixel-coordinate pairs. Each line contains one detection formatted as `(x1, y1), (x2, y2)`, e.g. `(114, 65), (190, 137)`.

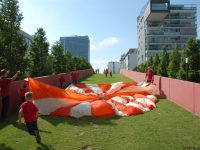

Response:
(0, 69), (93, 113)
(120, 69), (200, 117)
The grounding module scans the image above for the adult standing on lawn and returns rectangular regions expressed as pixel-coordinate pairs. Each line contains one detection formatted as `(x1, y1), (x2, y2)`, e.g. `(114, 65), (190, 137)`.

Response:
(0, 69), (21, 122)
(144, 67), (154, 83)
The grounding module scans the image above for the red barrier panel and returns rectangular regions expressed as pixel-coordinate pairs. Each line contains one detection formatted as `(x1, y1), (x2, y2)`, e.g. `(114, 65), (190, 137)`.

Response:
(0, 69), (93, 114)
(194, 83), (200, 116)
(120, 69), (200, 117)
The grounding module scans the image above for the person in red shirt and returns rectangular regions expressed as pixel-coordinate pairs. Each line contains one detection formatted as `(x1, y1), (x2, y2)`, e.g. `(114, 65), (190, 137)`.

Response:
(19, 84), (28, 106)
(145, 67), (154, 83)
(59, 75), (65, 88)
(71, 70), (79, 84)
(18, 92), (41, 144)
(0, 69), (20, 122)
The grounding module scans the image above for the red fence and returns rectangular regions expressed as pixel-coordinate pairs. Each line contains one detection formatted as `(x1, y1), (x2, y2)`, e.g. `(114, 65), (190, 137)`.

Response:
(120, 69), (200, 117)
(0, 69), (93, 113)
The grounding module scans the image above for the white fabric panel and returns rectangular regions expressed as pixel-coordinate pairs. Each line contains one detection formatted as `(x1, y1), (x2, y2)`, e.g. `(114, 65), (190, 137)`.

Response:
(34, 98), (73, 115)
(86, 84), (103, 94)
(70, 102), (91, 118)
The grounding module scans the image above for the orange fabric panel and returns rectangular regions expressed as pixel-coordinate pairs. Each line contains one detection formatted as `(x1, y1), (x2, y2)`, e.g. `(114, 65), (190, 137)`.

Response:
(134, 94), (146, 98)
(110, 100), (144, 115)
(28, 78), (98, 102)
(50, 104), (77, 117)
(91, 100), (115, 117)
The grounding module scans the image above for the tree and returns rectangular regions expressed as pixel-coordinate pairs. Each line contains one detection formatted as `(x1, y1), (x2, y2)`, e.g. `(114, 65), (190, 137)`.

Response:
(147, 56), (153, 68)
(28, 28), (49, 77)
(168, 44), (181, 78)
(182, 38), (200, 82)
(46, 54), (54, 75)
(152, 53), (160, 75)
(64, 51), (74, 72)
(0, 0), (28, 75)
(51, 42), (66, 74)
(157, 48), (169, 77)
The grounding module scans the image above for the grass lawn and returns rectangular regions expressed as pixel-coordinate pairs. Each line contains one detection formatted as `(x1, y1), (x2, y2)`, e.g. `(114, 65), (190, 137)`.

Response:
(0, 73), (200, 150)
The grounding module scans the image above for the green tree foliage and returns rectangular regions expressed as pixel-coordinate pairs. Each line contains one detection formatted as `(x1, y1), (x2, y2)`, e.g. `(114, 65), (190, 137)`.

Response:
(28, 28), (49, 77)
(51, 42), (66, 74)
(168, 44), (181, 78)
(46, 54), (54, 75)
(137, 63), (146, 73)
(64, 51), (74, 72)
(157, 48), (169, 77)
(152, 53), (160, 75)
(147, 56), (153, 68)
(179, 38), (200, 82)
(177, 55), (186, 80)
(0, 0), (27, 75)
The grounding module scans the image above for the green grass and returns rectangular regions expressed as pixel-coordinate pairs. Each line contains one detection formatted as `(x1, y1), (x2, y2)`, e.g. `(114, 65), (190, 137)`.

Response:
(80, 73), (133, 84)
(0, 74), (200, 150)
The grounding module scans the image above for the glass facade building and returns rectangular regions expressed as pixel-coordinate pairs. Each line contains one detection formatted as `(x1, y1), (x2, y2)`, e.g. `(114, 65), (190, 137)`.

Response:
(137, 0), (197, 65)
(60, 36), (90, 62)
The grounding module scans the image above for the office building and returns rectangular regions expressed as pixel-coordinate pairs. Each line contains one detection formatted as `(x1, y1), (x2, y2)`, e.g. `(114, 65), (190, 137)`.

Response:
(60, 36), (90, 62)
(108, 61), (120, 73)
(120, 48), (138, 70)
(137, 0), (197, 65)
(19, 30), (32, 45)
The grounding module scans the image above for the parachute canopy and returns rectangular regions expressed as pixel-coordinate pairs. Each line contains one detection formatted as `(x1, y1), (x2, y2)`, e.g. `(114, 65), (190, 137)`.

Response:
(28, 78), (157, 118)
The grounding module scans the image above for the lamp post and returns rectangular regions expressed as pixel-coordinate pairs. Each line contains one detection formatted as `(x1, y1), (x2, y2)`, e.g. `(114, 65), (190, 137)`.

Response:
(185, 58), (189, 81)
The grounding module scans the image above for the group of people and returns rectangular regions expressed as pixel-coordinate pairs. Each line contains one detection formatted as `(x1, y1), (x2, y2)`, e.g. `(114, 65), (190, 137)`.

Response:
(95, 69), (100, 74)
(0, 69), (41, 144)
(0, 68), (83, 144)
(104, 69), (112, 77)
(59, 71), (79, 88)
(0, 67), (154, 144)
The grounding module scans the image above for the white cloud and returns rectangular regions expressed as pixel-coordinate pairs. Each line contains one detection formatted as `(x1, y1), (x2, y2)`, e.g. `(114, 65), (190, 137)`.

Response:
(90, 36), (119, 51)
(98, 37), (119, 47)
(90, 44), (96, 51)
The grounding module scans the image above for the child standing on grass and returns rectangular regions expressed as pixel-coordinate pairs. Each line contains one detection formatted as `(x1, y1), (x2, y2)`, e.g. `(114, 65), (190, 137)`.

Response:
(18, 92), (41, 144)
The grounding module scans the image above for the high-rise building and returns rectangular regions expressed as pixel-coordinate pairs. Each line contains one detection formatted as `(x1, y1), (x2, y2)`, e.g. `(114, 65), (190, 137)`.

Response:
(19, 30), (32, 45)
(137, 0), (197, 65)
(60, 36), (90, 62)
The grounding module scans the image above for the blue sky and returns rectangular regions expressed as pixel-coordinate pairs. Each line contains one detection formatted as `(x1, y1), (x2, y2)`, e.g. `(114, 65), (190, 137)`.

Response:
(18, 0), (200, 72)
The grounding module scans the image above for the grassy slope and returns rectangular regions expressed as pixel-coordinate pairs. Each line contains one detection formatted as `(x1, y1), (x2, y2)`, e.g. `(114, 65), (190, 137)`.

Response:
(0, 73), (200, 150)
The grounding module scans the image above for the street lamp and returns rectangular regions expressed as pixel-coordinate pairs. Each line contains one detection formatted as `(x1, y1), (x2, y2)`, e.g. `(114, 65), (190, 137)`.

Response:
(185, 57), (189, 81)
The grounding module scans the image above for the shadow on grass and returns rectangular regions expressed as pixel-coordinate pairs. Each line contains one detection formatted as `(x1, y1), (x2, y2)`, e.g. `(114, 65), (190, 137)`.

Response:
(0, 111), (52, 135)
(0, 112), (19, 130)
(11, 121), (52, 134)
(0, 143), (14, 150)
(37, 143), (55, 150)
(40, 115), (121, 126)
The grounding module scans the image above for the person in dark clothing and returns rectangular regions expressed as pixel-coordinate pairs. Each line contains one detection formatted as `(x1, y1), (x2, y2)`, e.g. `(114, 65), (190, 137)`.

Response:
(59, 76), (65, 88)
(0, 69), (20, 122)
(109, 70), (112, 77)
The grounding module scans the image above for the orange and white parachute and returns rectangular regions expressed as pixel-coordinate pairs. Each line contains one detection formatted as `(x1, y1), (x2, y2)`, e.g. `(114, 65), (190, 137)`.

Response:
(28, 78), (157, 118)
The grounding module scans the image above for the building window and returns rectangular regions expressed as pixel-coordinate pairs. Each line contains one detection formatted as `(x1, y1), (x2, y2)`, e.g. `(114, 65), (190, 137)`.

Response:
(152, 3), (168, 11)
